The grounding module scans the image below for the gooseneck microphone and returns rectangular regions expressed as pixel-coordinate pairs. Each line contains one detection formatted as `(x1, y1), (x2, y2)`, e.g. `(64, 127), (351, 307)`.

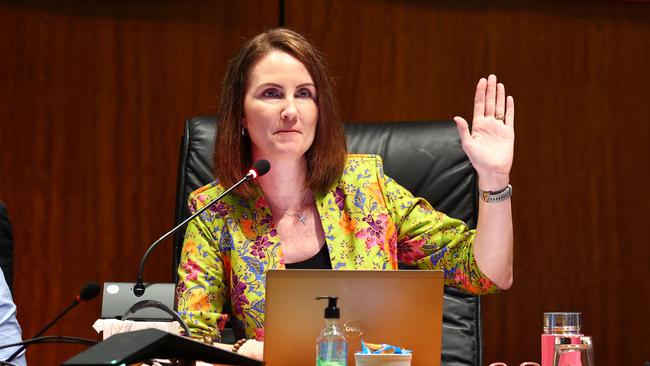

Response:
(133, 159), (271, 297)
(4, 282), (100, 362)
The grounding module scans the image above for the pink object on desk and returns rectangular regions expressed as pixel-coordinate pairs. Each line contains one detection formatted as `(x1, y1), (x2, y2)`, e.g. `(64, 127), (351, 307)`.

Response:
(541, 312), (582, 366)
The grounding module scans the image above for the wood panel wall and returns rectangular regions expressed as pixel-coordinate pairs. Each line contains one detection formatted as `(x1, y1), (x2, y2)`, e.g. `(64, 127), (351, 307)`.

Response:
(0, 1), (276, 364)
(285, 1), (650, 365)
(1, 0), (648, 365)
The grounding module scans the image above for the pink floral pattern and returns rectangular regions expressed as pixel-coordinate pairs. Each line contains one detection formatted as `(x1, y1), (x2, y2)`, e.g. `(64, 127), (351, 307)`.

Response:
(397, 236), (426, 265)
(181, 259), (201, 281)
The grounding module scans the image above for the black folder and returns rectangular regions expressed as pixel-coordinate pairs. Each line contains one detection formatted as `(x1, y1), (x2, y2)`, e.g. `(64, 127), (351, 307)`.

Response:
(61, 328), (263, 366)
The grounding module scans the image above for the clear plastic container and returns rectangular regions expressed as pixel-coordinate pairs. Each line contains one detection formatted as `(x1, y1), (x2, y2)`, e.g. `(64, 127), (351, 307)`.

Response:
(355, 353), (412, 366)
(316, 318), (347, 366)
(316, 296), (347, 366)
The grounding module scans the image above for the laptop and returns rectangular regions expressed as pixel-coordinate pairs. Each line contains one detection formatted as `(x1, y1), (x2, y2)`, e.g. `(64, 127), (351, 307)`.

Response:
(101, 282), (176, 321)
(263, 270), (444, 366)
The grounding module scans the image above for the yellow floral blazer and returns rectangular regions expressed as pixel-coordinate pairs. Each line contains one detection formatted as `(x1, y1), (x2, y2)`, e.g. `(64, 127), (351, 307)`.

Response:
(176, 154), (498, 341)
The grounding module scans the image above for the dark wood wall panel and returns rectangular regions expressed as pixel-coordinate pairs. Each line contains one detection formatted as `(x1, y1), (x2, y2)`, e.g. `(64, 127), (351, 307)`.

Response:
(285, 1), (650, 365)
(0, 1), (277, 364)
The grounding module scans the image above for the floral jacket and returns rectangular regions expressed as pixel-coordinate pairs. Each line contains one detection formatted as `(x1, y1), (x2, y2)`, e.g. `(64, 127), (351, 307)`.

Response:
(176, 154), (498, 341)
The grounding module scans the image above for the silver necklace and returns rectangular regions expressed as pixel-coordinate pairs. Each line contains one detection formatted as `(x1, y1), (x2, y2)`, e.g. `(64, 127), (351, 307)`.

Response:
(284, 191), (310, 225)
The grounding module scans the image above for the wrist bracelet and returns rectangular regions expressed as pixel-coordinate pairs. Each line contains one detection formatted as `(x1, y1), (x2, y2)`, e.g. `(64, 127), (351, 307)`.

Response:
(232, 338), (247, 353)
(480, 184), (512, 203)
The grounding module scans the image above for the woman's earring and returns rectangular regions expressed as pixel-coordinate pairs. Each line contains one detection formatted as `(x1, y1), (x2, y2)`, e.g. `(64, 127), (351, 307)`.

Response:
(241, 126), (247, 137)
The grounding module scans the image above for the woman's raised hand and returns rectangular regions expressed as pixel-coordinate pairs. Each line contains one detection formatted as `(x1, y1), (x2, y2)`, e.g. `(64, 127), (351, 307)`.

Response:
(454, 74), (514, 191)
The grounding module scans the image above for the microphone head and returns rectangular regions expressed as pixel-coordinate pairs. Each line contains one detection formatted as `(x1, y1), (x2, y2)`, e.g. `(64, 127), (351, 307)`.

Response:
(79, 282), (101, 302)
(251, 159), (271, 178)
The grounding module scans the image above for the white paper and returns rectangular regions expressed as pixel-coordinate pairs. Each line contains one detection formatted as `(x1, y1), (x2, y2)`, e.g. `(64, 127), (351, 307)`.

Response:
(92, 319), (182, 340)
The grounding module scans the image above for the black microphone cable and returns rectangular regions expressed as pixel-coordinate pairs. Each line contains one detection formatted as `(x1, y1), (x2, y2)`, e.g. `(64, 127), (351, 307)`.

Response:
(0, 335), (97, 350)
(0, 335), (98, 366)
(121, 299), (191, 336)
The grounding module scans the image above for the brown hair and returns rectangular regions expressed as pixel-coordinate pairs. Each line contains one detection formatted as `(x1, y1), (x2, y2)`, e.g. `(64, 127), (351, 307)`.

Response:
(215, 28), (347, 196)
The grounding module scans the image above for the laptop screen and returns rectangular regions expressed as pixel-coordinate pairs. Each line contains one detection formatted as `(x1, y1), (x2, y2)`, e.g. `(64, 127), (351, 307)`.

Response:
(101, 282), (176, 321)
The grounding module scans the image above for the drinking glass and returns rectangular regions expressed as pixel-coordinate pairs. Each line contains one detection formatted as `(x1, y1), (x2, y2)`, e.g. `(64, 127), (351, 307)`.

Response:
(553, 336), (594, 366)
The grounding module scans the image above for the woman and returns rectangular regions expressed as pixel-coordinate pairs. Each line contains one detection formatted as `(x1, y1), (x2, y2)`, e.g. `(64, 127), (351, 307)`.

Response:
(176, 28), (514, 359)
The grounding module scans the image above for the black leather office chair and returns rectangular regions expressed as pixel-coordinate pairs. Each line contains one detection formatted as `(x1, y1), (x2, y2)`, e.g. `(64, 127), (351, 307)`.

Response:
(173, 116), (483, 366)
(0, 201), (14, 293)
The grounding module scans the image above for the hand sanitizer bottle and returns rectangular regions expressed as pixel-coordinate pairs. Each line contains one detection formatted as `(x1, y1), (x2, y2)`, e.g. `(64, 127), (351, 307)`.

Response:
(316, 296), (347, 366)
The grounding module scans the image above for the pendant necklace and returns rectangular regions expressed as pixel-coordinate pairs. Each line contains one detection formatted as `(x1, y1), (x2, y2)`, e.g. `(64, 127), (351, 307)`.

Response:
(285, 191), (310, 225)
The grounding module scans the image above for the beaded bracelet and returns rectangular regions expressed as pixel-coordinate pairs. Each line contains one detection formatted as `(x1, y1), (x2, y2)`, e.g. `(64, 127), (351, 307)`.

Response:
(231, 338), (248, 353)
